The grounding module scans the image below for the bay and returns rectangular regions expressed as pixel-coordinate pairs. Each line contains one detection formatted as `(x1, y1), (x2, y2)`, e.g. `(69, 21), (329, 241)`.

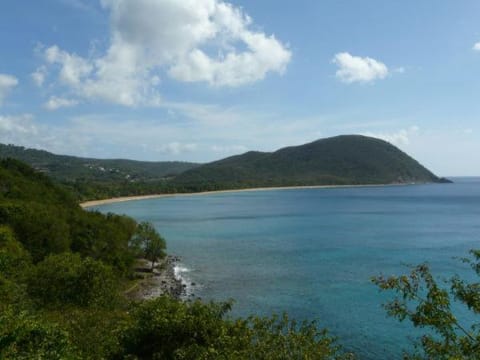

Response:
(92, 178), (480, 359)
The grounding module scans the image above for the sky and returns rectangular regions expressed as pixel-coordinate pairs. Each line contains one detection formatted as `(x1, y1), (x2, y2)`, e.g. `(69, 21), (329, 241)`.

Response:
(0, 0), (480, 176)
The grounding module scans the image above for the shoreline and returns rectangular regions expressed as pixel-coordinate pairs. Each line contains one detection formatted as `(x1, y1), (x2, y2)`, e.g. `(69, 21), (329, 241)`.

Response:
(80, 183), (407, 208)
(126, 256), (189, 301)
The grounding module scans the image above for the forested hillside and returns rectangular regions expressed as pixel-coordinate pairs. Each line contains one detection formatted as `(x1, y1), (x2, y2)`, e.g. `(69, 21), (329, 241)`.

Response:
(173, 135), (450, 191)
(0, 143), (199, 182)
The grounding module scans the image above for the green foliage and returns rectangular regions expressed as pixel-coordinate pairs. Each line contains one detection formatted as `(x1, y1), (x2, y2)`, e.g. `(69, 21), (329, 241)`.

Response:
(230, 314), (354, 360)
(0, 225), (31, 277)
(45, 308), (129, 359)
(0, 226), (32, 310)
(0, 201), (72, 262)
(70, 211), (137, 274)
(120, 297), (232, 359)
(0, 307), (78, 360)
(372, 251), (480, 359)
(27, 253), (119, 309)
(119, 297), (353, 360)
(131, 222), (167, 269)
(0, 159), (138, 272)
(0, 158), (77, 205)
(0, 273), (30, 313)
(66, 178), (180, 202)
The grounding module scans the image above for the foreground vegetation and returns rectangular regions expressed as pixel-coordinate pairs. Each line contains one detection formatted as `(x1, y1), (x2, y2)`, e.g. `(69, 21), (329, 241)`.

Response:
(1, 159), (477, 359)
(373, 252), (480, 359)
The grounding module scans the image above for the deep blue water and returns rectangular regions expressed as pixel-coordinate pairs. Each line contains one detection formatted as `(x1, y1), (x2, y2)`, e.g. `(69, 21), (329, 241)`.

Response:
(93, 179), (480, 359)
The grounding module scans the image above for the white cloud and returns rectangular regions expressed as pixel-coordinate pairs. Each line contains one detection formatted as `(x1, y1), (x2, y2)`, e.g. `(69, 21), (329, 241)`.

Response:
(211, 144), (248, 154)
(31, 66), (47, 87)
(0, 74), (19, 105)
(155, 142), (198, 155)
(333, 52), (389, 83)
(0, 114), (38, 144)
(362, 126), (419, 147)
(0, 100), (327, 162)
(44, 96), (79, 110)
(45, 45), (93, 87)
(0, 113), (96, 156)
(59, 0), (95, 12)
(169, 32), (291, 86)
(473, 42), (480, 52)
(38, 0), (291, 106)
(165, 101), (248, 126)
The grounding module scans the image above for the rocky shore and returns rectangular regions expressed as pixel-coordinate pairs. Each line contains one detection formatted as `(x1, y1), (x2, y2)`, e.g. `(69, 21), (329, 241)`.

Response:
(126, 255), (189, 300)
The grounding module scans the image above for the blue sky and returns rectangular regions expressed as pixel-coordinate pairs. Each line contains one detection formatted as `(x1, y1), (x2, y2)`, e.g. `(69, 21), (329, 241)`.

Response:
(0, 0), (479, 175)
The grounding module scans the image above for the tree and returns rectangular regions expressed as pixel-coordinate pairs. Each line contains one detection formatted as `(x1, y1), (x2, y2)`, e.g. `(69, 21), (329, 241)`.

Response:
(131, 222), (166, 270)
(372, 250), (480, 359)
(27, 253), (118, 308)
(145, 235), (166, 271)
(0, 226), (32, 310)
(0, 202), (71, 262)
(0, 307), (78, 360)
(46, 307), (129, 359)
(118, 297), (354, 360)
(0, 225), (31, 278)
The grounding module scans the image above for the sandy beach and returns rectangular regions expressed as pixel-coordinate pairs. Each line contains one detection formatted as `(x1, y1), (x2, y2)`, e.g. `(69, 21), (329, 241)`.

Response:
(80, 183), (403, 208)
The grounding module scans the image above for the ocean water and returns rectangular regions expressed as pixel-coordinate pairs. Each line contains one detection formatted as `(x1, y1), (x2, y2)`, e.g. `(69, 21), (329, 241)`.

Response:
(92, 179), (480, 359)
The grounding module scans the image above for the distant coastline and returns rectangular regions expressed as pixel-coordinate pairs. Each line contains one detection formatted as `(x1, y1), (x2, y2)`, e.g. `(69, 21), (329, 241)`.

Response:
(80, 183), (410, 208)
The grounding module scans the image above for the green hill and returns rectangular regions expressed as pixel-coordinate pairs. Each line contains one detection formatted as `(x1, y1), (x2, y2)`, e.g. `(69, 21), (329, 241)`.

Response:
(173, 135), (450, 191)
(0, 157), (140, 269)
(0, 143), (201, 200)
(0, 143), (200, 183)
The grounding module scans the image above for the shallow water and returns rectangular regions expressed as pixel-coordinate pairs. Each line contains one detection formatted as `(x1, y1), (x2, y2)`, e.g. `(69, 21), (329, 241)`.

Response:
(93, 178), (480, 359)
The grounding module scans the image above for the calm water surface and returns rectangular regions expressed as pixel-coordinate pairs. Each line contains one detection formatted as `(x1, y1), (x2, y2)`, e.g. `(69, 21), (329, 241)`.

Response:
(93, 179), (480, 359)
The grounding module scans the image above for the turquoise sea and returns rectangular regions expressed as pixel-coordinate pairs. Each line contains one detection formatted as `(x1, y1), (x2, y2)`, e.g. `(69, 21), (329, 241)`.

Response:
(92, 178), (480, 359)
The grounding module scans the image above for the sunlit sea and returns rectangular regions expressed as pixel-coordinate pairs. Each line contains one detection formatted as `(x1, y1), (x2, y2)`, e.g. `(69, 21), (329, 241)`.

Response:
(92, 178), (480, 359)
